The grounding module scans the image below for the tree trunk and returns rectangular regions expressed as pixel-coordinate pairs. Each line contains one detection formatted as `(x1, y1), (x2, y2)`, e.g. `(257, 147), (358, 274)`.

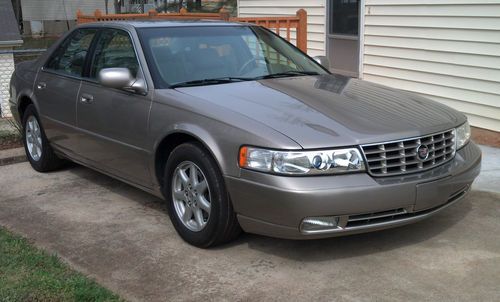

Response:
(105, 0), (109, 14)
(114, 0), (121, 14)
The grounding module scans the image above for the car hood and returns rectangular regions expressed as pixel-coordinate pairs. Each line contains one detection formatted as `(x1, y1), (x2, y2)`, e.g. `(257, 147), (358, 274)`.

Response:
(175, 74), (466, 148)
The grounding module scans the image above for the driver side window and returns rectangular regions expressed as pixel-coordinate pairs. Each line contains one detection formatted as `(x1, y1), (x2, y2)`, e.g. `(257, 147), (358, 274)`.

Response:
(90, 29), (139, 79)
(45, 29), (96, 77)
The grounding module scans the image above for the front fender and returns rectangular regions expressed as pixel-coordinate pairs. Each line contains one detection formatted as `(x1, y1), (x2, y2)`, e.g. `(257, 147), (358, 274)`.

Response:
(149, 105), (300, 184)
(148, 90), (302, 191)
(151, 122), (227, 180)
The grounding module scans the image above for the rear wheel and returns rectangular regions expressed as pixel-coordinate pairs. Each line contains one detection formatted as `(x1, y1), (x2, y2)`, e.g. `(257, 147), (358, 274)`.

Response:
(163, 142), (241, 248)
(22, 105), (64, 172)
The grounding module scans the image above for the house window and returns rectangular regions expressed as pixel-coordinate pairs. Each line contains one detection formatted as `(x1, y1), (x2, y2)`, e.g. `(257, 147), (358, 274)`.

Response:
(329, 0), (359, 36)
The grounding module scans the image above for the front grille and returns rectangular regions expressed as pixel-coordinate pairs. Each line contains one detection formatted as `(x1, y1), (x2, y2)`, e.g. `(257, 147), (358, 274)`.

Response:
(361, 129), (456, 177)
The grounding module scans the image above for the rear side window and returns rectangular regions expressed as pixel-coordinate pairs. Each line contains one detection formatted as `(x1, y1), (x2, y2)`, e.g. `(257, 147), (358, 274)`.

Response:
(89, 29), (139, 79)
(45, 29), (97, 77)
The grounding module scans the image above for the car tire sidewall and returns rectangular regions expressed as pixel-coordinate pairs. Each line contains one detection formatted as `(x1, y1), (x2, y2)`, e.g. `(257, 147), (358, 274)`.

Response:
(22, 105), (51, 171)
(164, 143), (227, 247)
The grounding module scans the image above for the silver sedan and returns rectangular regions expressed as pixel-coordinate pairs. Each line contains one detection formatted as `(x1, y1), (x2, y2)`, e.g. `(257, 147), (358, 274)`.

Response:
(10, 21), (481, 247)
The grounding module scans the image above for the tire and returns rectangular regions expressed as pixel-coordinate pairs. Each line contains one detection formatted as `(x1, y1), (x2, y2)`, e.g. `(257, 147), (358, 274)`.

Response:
(163, 142), (241, 248)
(22, 104), (64, 172)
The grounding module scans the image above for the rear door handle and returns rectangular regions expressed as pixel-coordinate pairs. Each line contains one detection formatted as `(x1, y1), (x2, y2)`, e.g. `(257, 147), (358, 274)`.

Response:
(36, 82), (46, 90)
(80, 93), (94, 104)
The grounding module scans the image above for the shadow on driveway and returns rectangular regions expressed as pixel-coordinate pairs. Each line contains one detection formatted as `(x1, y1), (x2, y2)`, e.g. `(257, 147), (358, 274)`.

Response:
(1, 162), (498, 302)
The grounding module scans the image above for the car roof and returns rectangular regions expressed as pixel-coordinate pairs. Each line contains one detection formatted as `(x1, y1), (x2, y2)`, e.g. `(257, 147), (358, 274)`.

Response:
(78, 19), (250, 30)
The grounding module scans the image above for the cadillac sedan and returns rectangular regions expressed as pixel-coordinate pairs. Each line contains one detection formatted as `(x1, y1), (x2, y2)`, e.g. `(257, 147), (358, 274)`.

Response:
(10, 21), (481, 247)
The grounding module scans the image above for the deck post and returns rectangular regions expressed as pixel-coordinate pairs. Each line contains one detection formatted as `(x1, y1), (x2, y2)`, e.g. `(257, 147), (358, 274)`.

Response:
(76, 9), (83, 24)
(296, 9), (307, 53)
(148, 9), (158, 17)
(219, 7), (230, 21)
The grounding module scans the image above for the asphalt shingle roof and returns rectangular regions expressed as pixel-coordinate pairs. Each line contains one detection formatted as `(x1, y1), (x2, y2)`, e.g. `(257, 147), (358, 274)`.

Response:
(0, 0), (22, 44)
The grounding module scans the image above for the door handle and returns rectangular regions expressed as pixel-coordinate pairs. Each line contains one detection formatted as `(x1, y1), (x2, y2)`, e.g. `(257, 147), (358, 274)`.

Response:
(80, 93), (94, 104)
(37, 82), (46, 90)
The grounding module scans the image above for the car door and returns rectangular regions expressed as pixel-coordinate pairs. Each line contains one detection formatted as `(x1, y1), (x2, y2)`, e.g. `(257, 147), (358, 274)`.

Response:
(76, 28), (152, 186)
(35, 29), (97, 154)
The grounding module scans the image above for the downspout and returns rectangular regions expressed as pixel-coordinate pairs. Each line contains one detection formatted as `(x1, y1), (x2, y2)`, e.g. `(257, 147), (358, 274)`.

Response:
(358, 0), (366, 79)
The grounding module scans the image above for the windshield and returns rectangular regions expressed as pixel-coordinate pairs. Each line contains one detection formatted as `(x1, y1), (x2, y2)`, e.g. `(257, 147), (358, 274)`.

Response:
(137, 26), (328, 88)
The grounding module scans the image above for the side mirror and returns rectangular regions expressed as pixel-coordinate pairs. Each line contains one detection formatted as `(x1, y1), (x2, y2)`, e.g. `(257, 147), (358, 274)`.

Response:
(313, 56), (330, 70)
(98, 68), (147, 95)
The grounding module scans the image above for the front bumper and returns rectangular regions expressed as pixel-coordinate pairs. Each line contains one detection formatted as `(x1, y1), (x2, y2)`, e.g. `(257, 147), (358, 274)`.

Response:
(225, 142), (482, 239)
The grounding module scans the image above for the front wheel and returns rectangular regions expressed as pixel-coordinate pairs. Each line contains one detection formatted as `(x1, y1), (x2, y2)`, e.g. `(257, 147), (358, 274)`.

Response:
(163, 142), (241, 248)
(22, 104), (64, 172)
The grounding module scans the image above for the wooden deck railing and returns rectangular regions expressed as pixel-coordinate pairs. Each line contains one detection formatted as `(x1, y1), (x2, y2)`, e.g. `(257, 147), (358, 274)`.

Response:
(76, 8), (307, 52)
(230, 9), (307, 53)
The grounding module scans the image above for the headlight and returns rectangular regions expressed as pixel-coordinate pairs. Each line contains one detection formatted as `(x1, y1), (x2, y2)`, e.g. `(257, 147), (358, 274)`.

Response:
(239, 146), (366, 175)
(455, 121), (471, 150)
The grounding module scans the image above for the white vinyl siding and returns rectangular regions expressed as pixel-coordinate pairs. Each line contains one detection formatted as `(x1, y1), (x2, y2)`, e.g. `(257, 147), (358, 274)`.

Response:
(237, 0), (326, 57)
(363, 0), (500, 132)
(21, 0), (114, 21)
(0, 50), (15, 118)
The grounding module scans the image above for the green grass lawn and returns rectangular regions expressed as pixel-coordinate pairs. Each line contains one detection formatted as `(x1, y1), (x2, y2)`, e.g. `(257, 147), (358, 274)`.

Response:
(0, 227), (122, 302)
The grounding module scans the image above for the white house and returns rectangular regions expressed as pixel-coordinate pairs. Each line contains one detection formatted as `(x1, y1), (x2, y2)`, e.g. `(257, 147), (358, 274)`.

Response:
(238, 0), (500, 133)
(0, 0), (22, 118)
(20, 0), (115, 36)
(18, 0), (206, 36)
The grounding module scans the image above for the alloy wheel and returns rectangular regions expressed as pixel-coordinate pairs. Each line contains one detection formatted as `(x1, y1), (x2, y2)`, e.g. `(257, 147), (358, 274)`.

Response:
(25, 115), (42, 161)
(171, 161), (212, 232)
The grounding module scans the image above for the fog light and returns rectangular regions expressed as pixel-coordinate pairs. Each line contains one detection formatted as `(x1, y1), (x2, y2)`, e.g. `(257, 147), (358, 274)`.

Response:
(300, 216), (341, 233)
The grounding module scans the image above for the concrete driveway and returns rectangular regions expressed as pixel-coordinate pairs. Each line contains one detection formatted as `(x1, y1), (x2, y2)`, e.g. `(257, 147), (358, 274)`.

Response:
(0, 146), (499, 302)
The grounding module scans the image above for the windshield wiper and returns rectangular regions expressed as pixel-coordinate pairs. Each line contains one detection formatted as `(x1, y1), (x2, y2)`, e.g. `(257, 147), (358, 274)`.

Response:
(170, 77), (253, 88)
(169, 72), (319, 88)
(258, 71), (320, 79)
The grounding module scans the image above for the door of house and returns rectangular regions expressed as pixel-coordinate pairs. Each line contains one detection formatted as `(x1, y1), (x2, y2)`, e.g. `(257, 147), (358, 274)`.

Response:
(326, 0), (360, 77)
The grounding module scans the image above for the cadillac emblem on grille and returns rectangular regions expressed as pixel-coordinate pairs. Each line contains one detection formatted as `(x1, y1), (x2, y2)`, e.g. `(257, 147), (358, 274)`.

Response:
(417, 144), (429, 160)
